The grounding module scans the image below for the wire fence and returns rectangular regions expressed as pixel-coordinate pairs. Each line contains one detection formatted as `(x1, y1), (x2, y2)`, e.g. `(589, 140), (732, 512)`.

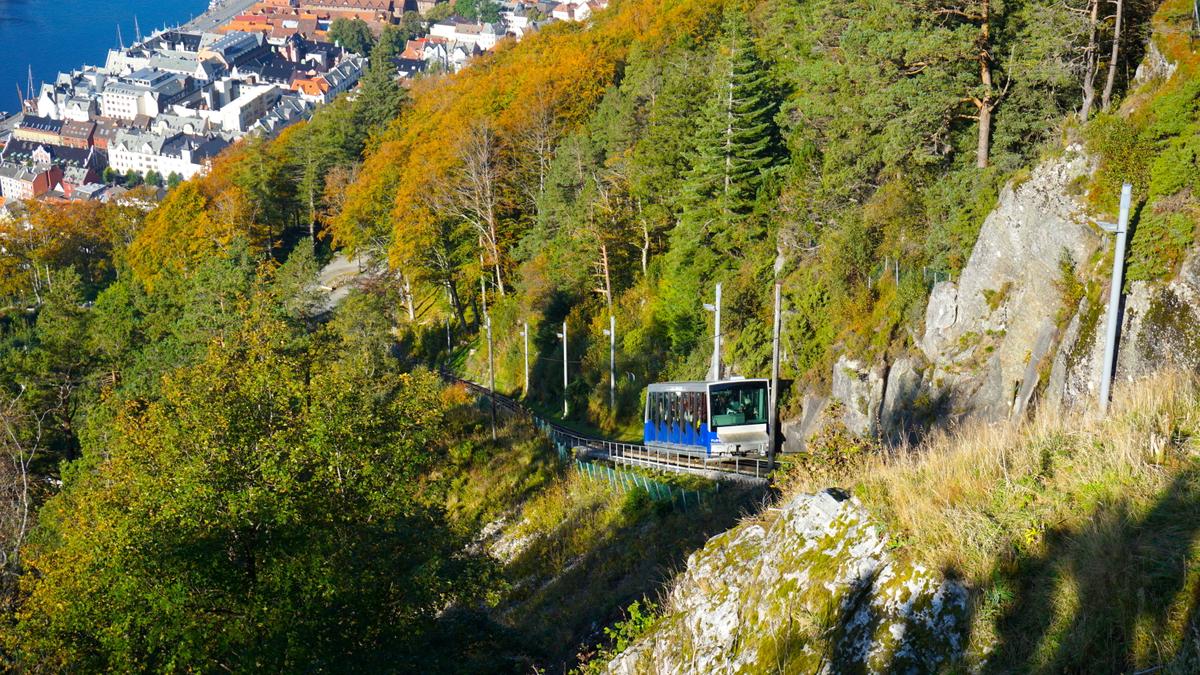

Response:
(867, 257), (956, 290)
(574, 460), (712, 509)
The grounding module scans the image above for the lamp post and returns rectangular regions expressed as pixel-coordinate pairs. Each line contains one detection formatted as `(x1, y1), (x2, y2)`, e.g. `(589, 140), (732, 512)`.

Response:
(556, 321), (568, 417)
(602, 315), (615, 411)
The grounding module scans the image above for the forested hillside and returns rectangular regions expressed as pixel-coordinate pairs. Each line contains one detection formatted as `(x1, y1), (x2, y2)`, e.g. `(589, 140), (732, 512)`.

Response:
(327, 0), (1158, 427)
(0, 0), (1194, 670)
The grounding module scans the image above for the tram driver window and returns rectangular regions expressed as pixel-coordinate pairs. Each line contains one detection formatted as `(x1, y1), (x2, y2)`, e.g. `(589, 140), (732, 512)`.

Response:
(709, 383), (768, 428)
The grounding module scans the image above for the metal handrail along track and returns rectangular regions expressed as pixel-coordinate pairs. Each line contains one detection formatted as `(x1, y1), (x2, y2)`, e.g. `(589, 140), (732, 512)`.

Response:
(442, 372), (770, 483)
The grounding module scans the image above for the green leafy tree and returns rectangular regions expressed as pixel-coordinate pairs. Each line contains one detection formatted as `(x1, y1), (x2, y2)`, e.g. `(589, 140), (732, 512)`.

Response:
(454, 0), (501, 22)
(682, 8), (779, 244)
(166, 172), (183, 189)
(375, 17), (423, 62)
(424, 1), (453, 22)
(328, 17), (375, 56)
(6, 305), (487, 671)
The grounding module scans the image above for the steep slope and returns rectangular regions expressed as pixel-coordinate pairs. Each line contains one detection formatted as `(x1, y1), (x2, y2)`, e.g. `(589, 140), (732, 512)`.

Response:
(608, 490), (970, 673)
(605, 373), (1200, 673)
(789, 0), (1200, 447)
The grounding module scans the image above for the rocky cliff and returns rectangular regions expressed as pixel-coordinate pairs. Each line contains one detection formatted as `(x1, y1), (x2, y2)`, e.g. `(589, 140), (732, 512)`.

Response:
(605, 490), (969, 673)
(784, 147), (1104, 448)
(786, 83), (1200, 447)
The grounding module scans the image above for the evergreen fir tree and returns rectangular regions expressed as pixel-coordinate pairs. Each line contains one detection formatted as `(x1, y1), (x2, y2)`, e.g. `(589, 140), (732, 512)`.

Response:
(355, 44), (408, 133)
(682, 8), (778, 256)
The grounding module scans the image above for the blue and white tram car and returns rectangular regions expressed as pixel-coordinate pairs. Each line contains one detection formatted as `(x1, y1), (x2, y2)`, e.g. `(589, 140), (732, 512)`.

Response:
(643, 378), (770, 457)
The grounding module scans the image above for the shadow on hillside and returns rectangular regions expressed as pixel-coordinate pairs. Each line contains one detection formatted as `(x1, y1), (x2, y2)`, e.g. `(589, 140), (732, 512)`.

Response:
(502, 483), (765, 674)
(982, 465), (1200, 673)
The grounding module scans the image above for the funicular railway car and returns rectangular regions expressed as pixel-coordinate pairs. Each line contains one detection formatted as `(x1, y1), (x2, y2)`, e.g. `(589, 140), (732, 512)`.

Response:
(643, 378), (770, 458)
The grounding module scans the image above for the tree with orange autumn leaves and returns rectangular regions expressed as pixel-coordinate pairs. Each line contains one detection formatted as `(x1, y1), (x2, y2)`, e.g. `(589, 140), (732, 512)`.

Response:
(331, 0), (728, 321)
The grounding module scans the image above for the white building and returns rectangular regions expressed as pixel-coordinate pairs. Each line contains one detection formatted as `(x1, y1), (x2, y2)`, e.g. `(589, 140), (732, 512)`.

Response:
(101, 68), (190, 120)
(429, 21), (502, 51)
(216, 84), (283, 134)
(108, 129), (230, 180)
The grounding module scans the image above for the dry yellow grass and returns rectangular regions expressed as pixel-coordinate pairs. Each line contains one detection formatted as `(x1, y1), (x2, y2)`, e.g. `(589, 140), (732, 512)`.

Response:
(781, 370), (1200, 670)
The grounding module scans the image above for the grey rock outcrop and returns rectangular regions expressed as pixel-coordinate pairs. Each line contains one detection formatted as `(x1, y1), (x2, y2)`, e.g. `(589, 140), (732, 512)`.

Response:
(606, 490), (969, 674)
(1134, 40), (1178, 85)
(832, 356), (886, 436)
(880, 357), (925, 442)
(919, 147), (1099, 421)
(781, 389), (829, 453)
(1047, 251), (1200, 409)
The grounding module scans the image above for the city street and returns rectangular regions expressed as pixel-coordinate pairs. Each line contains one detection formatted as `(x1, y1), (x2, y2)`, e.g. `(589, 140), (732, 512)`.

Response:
(182, 0), (261, 32)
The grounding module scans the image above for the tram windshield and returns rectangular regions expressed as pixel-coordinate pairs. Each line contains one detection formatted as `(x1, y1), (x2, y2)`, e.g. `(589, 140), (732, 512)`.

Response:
(709, 381), (768, 428)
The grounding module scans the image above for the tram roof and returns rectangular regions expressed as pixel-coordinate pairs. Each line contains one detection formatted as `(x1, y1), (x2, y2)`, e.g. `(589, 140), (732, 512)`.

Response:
(646, 378), (769, 392)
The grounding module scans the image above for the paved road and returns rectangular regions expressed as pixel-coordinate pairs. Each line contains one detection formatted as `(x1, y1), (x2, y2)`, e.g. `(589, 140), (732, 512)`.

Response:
(317, 253), (373, 312)
(181, 0), (260, 33)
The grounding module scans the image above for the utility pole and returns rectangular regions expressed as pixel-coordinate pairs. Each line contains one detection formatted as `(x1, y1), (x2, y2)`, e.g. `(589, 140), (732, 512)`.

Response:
(556, 322), (568, 417)
(769, 282), (782, 471)
(480, 275), (487, 321)
(703, 283), (723, 381)
(521, 321), (529, 398)
(486, 314), (496, 440)
(1099, 183), (1133, 413)
(602, 315), (615, 410)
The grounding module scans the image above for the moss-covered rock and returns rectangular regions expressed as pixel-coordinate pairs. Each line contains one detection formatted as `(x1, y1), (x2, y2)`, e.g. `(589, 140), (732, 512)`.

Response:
(606, 489), (969, 674)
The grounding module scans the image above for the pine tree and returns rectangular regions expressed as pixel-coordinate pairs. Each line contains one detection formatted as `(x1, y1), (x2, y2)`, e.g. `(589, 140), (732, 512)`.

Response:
(682, 8), (778, 257)
(355, 44), (407, 133)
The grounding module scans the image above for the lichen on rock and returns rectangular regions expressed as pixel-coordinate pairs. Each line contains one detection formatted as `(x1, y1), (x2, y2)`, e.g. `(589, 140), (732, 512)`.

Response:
(605, 490), (969, 674)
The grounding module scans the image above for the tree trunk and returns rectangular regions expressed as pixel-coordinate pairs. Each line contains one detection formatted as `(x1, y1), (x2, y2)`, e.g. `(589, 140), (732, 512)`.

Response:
(976, 99), (992, 169)
(640, 216), (650, 276)
(493, 255), (504, 298)
(445, 280), (465, 329)
(976, 0), (993, 169)
(598, 240), (613, 311)
(1101, 0), (1123, 110)
(1080, 0), (1101, 120)
(402, 271), (415, 321)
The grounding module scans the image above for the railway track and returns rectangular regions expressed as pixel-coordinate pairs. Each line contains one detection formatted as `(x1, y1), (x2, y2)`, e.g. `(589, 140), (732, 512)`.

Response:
(443, 373), (772, 485)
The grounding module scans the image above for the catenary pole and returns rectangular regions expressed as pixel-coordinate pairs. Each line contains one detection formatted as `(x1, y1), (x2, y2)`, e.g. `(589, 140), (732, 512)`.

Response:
(1099, 183), (1133, 413)
(610, 315), (616, 410)
(486, 314), (496, 440)
(557, 322), (569, 417)
(769, 282), (782, 471)
(522, 322), (529, 398)
(480, 275), (487, 321)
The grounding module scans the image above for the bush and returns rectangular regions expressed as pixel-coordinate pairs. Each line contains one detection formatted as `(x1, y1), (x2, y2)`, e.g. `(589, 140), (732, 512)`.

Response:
(1127, 205), (1197, 282)
(575, 599), (661, 674)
